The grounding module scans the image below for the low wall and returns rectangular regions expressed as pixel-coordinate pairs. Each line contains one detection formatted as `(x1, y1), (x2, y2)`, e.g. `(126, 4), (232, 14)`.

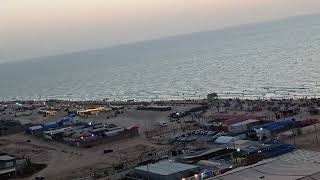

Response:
(79, 128), (139, 147)
(300, 124), (320, 135)
(144, 125), (198, 139)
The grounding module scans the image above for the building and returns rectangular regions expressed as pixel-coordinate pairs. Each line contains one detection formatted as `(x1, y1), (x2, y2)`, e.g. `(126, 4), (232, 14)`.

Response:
(212, 150), (320, 180)
(179, 148), (231, 164)
(254, 119), (296, 141)
(26, 125), (43, 136)
(0, 155), (16, 178)
(228, 119), (260, 134)
(134, 161), (199, 180)
(204, 115), (265, 132)
(197, 159), (234, 178)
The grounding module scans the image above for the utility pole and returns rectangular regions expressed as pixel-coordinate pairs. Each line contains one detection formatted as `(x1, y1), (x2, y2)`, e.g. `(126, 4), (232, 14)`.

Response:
(232, 139), (237, 163)
(293, 130), (296, 146)
(315, 124), (318, 144)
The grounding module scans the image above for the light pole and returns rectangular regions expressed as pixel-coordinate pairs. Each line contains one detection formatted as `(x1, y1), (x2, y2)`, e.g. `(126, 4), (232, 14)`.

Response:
(232, 139), (237, 163)
(219, 122), (223, 132)
(146, 163), (150, 180)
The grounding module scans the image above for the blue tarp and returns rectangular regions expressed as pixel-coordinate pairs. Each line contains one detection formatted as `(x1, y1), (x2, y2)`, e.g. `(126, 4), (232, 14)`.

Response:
(42, 122), (59, 130)
(26, 125), (43, 134)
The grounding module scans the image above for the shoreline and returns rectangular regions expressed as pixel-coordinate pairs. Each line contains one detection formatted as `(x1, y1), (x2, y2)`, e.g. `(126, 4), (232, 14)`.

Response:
(1, 96), (319, 104)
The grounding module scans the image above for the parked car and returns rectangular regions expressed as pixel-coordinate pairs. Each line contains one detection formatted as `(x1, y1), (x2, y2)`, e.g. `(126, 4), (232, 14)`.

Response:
(207, 131), (217, 136)
(179, 137), (187, 142)
(104, 149), (114, 154)
(188, 137), (197, 142)
(155, 121), (169, 127)
(213, 132), (223, 139)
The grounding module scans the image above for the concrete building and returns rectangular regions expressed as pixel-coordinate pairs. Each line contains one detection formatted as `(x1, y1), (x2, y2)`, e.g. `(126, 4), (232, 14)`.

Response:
(0, 155), (16, 178)
(204, 115), (265, 132)
(134, 161), (199, 180)
(212, 150), (320, 180)
(228, 119), (260, 134)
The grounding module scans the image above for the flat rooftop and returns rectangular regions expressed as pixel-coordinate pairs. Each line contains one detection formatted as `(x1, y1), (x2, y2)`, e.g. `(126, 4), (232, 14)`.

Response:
(206, 114), (265, 125)
(0, 155), (15, 161)
(135, 161), (198, 176)
(182, 148), (225, 160)
(212, 150), (320, 180)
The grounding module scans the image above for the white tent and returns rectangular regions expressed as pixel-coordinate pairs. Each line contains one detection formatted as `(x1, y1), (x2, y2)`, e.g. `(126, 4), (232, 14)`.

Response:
(215, 136), (235, 144)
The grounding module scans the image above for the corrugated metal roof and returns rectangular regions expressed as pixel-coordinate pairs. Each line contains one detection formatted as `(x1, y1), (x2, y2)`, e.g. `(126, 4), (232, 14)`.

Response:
(0, 155), (15, 161)
(182, 148), (225, 159)
(229, 119), (260, 127)
(207, 114), (264, 125)
(256, 120), (295, 131)
(135, 161), (198, 175)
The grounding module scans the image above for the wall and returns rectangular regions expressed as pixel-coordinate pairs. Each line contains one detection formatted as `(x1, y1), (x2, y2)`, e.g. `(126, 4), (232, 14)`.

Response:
(76, 127), (139, 147)
(300, 124), (320, 135)
(229, 125), (248, 134)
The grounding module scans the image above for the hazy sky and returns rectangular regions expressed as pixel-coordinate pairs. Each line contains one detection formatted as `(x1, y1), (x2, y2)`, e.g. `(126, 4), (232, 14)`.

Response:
(1, 0), (320, 63)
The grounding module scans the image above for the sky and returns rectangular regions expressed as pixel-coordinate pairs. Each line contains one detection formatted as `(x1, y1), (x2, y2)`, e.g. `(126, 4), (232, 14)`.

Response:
(1, 0), (320, 63)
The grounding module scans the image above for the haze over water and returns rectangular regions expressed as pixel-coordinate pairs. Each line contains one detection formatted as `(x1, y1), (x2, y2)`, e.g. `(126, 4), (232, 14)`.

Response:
(1, 14), (320, 101)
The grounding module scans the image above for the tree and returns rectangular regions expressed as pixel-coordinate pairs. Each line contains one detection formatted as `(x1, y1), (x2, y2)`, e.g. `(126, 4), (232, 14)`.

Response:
(207, 93), (220, 112)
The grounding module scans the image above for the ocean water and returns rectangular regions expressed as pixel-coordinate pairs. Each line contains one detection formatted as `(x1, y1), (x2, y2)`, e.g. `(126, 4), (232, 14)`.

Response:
(1, 14), (320, 101)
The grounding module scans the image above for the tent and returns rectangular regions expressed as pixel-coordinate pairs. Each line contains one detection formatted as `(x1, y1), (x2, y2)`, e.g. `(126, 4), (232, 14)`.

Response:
(215, 136), (235, 144)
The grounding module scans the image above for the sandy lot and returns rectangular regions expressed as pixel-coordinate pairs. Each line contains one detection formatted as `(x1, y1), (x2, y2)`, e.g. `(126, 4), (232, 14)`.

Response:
(0, 104), (200, 179)
(284, 131), (320, 152)
(0, 132), (169, 180)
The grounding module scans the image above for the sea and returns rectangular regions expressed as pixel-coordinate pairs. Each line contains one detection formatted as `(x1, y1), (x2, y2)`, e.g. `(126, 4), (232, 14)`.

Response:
(1, 14), (320, 101)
